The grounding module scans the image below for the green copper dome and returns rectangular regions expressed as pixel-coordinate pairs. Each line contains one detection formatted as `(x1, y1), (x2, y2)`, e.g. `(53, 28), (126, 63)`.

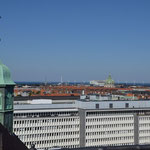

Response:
(105, 74), (114, 84)
(0, 61), (15, 85)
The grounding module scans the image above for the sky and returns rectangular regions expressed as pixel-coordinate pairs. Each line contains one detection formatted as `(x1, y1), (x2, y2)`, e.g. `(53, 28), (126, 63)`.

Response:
(0, 0), (150, 83)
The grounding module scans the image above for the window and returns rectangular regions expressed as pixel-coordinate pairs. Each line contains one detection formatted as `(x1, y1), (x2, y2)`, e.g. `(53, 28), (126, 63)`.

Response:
(109, 103), (113, 108)
(125, 103), (129, 108)
(96, 104), (99, 109)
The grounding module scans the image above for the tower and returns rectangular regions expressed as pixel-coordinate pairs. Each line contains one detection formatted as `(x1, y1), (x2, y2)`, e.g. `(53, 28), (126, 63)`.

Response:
(0, 61), (15, 133)
(105, 74), (115, 88)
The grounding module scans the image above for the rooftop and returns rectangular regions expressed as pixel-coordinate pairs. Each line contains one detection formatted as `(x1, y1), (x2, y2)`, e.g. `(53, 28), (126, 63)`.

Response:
(0, 61), (15, 85)
(14, 94), (150, 111)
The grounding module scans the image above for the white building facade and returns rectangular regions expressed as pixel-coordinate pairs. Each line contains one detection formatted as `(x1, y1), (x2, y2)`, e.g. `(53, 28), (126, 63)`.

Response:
(13, 97), (150, 149)
(13, 107), (80, 149)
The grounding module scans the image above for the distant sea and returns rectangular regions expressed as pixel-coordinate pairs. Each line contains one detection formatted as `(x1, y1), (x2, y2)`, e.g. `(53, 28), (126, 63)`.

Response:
(15, 81), (89, 86)
(15, 82), (150, 87)
(117, 83), (150, 87)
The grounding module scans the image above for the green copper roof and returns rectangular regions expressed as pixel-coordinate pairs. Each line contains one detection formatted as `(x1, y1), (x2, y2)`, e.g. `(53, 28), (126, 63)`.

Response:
(105, 74), (114, 84)
(0, 61), (15, 85)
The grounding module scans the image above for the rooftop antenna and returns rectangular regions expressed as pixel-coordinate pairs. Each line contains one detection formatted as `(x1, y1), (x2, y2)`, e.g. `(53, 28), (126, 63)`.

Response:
(61, 75), (63, 84)
(44, 76), (47, 86)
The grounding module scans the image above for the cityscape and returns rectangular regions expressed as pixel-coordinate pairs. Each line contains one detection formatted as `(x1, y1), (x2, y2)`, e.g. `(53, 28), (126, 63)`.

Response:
(1, 1), (150, 150)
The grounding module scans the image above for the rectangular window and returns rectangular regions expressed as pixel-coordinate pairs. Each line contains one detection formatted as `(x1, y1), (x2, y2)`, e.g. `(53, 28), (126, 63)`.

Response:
(109, 103), (113, 108)
(96, 104), (99, 109)
(125, 103), (129, 108)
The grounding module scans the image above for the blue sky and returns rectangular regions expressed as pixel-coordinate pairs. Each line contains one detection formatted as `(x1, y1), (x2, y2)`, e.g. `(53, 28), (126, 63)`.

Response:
(0, 0), (150, 82)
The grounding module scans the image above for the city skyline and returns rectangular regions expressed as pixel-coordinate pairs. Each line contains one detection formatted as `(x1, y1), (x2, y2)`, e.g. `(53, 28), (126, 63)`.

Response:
(1, 0), (150, 82)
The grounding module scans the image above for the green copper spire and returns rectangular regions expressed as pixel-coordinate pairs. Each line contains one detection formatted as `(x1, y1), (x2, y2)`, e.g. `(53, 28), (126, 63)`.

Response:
(105, 74), (114, 84)
(0, 61), (15, 133)
(0, 61), (15, 85)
